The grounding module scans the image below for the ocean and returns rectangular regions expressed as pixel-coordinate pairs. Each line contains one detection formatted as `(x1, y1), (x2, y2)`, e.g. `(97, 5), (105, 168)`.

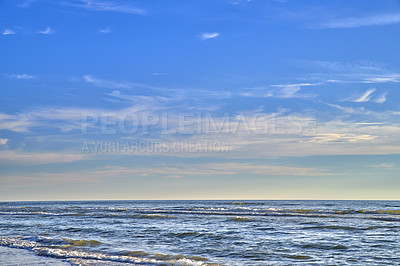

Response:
(0, 200), (399, 265)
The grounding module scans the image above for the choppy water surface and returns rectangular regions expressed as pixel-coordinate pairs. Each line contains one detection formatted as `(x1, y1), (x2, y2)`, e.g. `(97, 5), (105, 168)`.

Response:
(0, 200), (399, 265)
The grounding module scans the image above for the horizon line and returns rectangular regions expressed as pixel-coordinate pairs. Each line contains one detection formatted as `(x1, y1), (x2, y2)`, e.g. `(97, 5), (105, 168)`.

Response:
(1, 198), (399, 202)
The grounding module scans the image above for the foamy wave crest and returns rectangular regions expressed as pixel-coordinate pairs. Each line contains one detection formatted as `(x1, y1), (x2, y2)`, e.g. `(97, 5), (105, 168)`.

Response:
(2, 204), (400, 222)
(0, 236), (216, 265)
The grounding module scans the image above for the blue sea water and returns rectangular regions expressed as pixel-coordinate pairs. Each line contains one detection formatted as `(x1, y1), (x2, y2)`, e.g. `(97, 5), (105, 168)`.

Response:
(0, 200), (399, 265)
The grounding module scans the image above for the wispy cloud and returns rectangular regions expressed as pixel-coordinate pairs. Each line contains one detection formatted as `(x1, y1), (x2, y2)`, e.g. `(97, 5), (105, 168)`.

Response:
(370, 163), (395, 169)
(67, 0), (146, 15)
(83, 75), (167, 92)
(302, 133), (377, 144)
(5, 74), (36, 80)
(2, 27), (56, 36)
(98, 27), (112, 34)
(241, 83), (317, 99)
(342, 89), (376, 103)
(0, 162), (330, 189)
(324, 103), (357, 114)
(83, 75), (228, 101)
(271, 83), (317, 98)
(206, 163), (330, 176)
(0, 113), (36, 133)
(2, 105), (400, 159)
(298, 60), (400, 85)
(152, 72), (168, 76)
(362, 74), (400, 83)
(200, 32), (220, 40)
(84, 75), (131, 89)
(2, 29), (16, 35)
(353, 89), (376, 103)
(374, 92), (387, 104)
(0, 151), (88, 165)
(38, 26), (54, 35)
(299, 60), (386, 74)
(319, 13), (400, 29)
(0, 93), (168, 133)
(0, 138), (8, 145)
(18, 0), (36, 8)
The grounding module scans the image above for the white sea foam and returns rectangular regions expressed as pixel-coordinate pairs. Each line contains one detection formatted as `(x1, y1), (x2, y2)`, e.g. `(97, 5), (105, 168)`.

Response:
(0, 236), (210, 266)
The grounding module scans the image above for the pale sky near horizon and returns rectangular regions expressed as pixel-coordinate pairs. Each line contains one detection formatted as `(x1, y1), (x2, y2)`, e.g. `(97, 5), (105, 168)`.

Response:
(1, 0), (400, 201)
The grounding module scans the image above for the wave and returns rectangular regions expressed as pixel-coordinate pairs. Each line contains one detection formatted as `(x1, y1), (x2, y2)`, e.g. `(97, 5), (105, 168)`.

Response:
(301, 243), (348, 250)
(357, 210), (400, 215)
(302, 225), (379, 231)
(164, 232), (206, 238)
(130, 214), (176, 219)
(1, 204), (400, 222)
(227, 216), (253, 222)
(284, 254), (312, 260)
(0, 236), (216, 265)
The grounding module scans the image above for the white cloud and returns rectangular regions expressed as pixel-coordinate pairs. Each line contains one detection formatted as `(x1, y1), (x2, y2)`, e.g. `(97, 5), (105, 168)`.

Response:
(273, 84), (302, 98)
(227, 120), (400, 157)
(272, 83), (317, 98)
(206, 163), (330, 176)
(370, 163), (395, 169)
(241, 83), (317, 99)
(2, 26), (56, 36)
(324, 103), (356, 114)
(98, 27), (112, 34)
(0, 162), (330, 189)
(153, 72), (164, 76)
(374, 93), (387, 104)
(0, 108), (106, 133)
(83, 75), (131, 89)
(2, 105), (400, 159)
(0, 138), (8, 145)
(240, 87), (274, 97)
(362, 74), (400, 83)
(2, 70), (399, 161)
(0, 113), (34, 133)
(302, 133), (377, 144)
(2, 29), (16, 35)
(305, 60), (385, 73)
(83, 75), (172, 94)
(200, 32), (220, 40)
(353, 89), (376, 102)
(0, 93), (169, 133)
(298, 60), (400, 84)
(38, 26), (54, 35)
(67, 0), (146, 15)
(83, 75), (228, 102)
(0, 162), (328, 189)
(343, 88), (376, 103)
(116, 111), (400, 157)
(0, 151), (88, 165)
(319, 13), (400, 28)
(6, 74), (36, 80)
(83, 75), (179, 93)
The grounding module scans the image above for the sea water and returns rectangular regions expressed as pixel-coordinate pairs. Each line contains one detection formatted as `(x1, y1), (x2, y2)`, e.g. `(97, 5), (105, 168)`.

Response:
(0, 200), (399, 265)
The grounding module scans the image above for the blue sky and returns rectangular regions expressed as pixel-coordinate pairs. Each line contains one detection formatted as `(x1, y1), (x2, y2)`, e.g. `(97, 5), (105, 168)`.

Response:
(1, 0), (400, 200)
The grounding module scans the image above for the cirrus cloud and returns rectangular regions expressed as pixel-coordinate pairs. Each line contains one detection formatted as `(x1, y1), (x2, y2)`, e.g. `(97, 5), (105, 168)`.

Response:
(200, 32), (220, 40)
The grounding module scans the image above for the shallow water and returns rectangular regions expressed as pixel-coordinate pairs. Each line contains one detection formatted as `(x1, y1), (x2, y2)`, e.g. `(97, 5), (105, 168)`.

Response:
(0, 200), (399, 265)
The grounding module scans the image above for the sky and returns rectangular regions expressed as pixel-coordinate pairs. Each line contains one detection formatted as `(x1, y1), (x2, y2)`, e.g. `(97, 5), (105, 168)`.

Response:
(0, 0), (400, 201)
